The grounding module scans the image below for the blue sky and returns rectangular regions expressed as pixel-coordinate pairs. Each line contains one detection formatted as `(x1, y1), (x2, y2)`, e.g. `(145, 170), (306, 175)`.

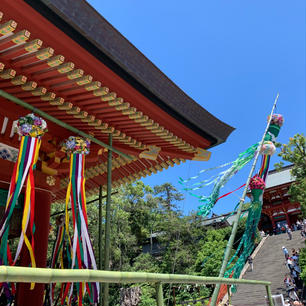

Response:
(87, 0), (306, 215)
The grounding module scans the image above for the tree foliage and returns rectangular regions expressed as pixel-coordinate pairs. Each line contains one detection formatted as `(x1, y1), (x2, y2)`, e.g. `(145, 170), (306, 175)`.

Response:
(275, 133), (306, 216)
(47, 182), (248, 306)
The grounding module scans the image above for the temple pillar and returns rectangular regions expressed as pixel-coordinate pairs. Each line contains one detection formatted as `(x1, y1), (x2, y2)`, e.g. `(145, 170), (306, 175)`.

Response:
(285, 212), (291, 227)
(16, 189), (51, 306)
(270, 214), (275, 228)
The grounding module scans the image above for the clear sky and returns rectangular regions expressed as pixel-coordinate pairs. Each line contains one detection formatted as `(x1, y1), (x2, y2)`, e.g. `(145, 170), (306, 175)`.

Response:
(87, 0), (305, 215)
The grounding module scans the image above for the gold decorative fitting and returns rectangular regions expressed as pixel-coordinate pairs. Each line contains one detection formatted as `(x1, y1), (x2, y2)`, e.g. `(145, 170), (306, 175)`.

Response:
(0, 20), (17, 36)
(58, 102), (73, 110)
(67, 69), (84, 80)
(88, 119), (102, 127)
(192, 148), (211, 161)
(81, 114), (95, 123)
(47, 55), (65, 67)
(21, 81), (37, 91)
(93, 87), (109, 96)
(141, 119), (154, 127)
(115, 102), (130, 111)
(108, 97), (123, 106)
(129, 111), (143, 119)
(85, 81), (101, 91)
(35, 47), (54, 60)
(24, 39), (42, 52)
(122, 107), (136, 115)
(41, 92), (56, 101)
(57, 62), (75, 73)
(46, 176), (56, 186)
(139, 145), (161, 160)
(0, 69), (16, 79)
(112, 130), (121, 137)
(66, 106), (80, 115)
(76, 75), (93, 85)
(50, 97), (64, 106)
(94, 122), (109, 130)
(74, 110), (88, 119)
(11, 30), (30, 44)
(101, 92), (117, 101)
(135, 115), (149, 123)
(32, 87), (47, 96)
(11, 75), (27, 85)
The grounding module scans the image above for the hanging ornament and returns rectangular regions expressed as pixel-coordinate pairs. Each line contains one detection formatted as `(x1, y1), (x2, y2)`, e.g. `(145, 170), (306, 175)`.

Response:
(225, 113), (284, 283)
(62, 136), (90, 156)
(249, 175), (265, 202)
(61, 136), (98, 306)
(260, 141), (276, 156)
(267, 114), (284, 137)
(0, 114), (47, 291)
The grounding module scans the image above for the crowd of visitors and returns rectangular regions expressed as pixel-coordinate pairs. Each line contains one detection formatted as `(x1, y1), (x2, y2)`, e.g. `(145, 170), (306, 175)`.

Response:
(272, 219), (306, 238)
(281, 246), (304, 305)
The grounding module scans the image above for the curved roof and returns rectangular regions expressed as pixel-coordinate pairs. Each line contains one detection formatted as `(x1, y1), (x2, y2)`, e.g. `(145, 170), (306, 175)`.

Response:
(0, 0), (235, 199)
(26, 0), (234, 146)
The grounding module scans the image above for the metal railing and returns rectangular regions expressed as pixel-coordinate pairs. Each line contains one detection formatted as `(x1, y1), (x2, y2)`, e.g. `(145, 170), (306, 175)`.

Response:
(0, 266), (274, 306)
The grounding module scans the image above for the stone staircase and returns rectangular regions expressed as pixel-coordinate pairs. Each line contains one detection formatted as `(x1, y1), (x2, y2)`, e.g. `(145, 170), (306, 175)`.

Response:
(230, 231), (305, 306)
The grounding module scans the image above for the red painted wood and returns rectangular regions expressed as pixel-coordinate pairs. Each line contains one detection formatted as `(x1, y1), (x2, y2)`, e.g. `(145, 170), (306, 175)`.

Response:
(1, 0), (211, 149)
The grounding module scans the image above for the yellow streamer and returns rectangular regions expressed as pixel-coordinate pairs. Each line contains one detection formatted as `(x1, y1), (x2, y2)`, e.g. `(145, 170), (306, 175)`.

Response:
(65, 157), (74, 251)
(21, 141), (39, 290)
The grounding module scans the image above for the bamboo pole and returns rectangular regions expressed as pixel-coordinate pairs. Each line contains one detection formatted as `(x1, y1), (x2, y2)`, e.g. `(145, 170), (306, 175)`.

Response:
(103, 134), (112, 306)
(50, 192), (118, 217)
(99, 185), (103, 306)
(0, 266), (271, 286)
(156, 282), (164, 306)
(210, 93), (279, 306)
(0, 89), (132, 160)
(265, 285), (274, 306)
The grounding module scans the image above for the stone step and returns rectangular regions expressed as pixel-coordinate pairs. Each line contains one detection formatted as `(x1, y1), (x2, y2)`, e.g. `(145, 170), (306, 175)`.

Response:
(231, 231), (304, 305)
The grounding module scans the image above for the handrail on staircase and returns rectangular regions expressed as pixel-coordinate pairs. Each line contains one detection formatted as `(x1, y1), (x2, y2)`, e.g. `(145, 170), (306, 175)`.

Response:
(0, 266), (274, 306)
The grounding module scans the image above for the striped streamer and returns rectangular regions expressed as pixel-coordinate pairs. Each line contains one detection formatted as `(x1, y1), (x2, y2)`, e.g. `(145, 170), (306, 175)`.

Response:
(0, 136), (41, 291)
(61, 153), (99, 306)
(48, 217), (66, 305)
(258, 154), (270, 182)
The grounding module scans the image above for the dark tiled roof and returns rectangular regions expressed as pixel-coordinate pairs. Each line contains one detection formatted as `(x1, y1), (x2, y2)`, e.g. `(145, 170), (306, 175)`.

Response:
(27, 0), (234, 146)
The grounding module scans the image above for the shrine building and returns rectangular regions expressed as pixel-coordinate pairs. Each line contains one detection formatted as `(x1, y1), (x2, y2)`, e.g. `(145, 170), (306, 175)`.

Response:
(0, 1), (234, 306)
(259, 165), (302, 233)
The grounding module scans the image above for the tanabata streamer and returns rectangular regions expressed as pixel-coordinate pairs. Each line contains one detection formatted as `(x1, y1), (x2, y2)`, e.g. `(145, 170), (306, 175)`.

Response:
(225, 114), (284, 286)
(59, 136), (99, 306)
(0, 114), (47, 293)
(179, 143), (259, 217)
(48, 215), (66, 305)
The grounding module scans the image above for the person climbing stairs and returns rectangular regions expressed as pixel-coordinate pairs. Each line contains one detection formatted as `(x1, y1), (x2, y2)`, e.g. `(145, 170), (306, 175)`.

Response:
(230, 231), (304, 306)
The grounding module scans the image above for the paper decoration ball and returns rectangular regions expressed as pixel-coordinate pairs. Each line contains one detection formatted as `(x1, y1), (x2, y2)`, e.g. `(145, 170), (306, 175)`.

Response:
(260, 141), (276, 156)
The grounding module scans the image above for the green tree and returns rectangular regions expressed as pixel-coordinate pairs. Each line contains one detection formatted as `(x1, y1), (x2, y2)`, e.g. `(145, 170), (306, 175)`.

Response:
(193, 227), (231, 277)
(154, 183), (184, 210)
(275, 133), (306, 216)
